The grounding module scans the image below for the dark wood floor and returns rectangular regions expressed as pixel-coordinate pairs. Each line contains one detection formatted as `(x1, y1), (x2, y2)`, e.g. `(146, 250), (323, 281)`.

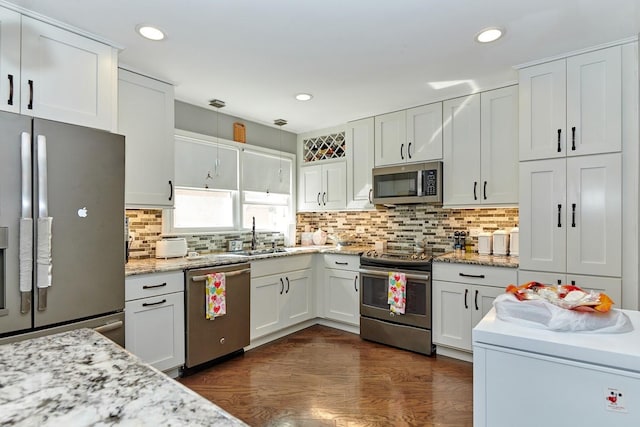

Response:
(179, 325), (473, 427)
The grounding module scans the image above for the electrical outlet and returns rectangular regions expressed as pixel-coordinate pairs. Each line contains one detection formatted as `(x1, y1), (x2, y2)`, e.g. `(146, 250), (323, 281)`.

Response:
(469, 228), (482, 237)
(355, 226), (365, 234)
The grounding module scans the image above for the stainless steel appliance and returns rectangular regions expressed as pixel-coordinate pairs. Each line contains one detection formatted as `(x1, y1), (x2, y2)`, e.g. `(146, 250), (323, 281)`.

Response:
(359, 249), (434, 355)
(372, 161), (443, 205)
(184, 263), (250, 372)
(0, 112), (125, 346)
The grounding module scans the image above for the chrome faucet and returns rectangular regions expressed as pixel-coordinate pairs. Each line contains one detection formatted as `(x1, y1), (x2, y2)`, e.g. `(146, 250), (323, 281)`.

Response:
(251, 216), (257, 250)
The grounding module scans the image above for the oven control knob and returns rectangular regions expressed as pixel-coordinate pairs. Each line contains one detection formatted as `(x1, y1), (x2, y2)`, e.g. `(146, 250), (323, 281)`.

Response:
(220, 337), (225, 344)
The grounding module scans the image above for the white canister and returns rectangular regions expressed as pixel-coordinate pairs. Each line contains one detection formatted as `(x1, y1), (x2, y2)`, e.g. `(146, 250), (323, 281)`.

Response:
(492, 230), (510, 256)
(509, 227), (519, 257)
(477, 232), (492, 255)
(300, 232), (314, 246)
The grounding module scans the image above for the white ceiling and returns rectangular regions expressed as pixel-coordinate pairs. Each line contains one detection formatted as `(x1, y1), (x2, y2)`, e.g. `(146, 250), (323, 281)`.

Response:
(8, 0), (640, 133)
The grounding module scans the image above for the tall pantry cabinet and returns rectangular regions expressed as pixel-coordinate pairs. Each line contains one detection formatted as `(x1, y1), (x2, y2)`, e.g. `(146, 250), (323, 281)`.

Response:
(518, 43), (636, 306)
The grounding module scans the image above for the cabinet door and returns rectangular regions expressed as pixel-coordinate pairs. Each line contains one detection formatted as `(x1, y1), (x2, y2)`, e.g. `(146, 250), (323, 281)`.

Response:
(0, 8), (20, 114)
(566, 46), (622, 156)
(566, 154), (621, 277)
(481, 86), (519, 204)
(283, 269), (313, 325)
(21, 16), (115, 130)
(443, 94), (481, 205)
(374, 110), (406, 166)
(250, 273), (286, 339)
(566, 274), (622, 307)
(299, 164), (322, 210)
(322, 162), (347, 209)
(519, 159), (566, 273)
(120, 70), (175, 208)
(324, 268), (359, 325)
(471, 285), (504, 328)
(346, 117), (374, 209)
(125, 291), (185, 372)
(406, 103), (443, 161)
(518, 59), (566, 161)
(433, 280), (472, 351)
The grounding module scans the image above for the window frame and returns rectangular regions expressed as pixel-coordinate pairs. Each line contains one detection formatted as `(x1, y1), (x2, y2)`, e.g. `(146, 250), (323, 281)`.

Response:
(163, 130), (296, 236)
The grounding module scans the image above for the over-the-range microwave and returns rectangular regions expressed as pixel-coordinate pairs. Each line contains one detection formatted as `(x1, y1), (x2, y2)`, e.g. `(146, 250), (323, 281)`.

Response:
(372, 161), (443, 205)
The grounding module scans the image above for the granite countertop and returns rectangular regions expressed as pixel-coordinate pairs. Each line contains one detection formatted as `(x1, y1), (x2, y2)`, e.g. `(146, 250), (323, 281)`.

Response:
(434, 252), (519, 268)
(126, 245), (371, 276)
(0, 328), (247, 427)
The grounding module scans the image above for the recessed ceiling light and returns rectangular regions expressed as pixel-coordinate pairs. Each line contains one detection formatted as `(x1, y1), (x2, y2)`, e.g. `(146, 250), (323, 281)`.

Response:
(136, 25), (166, 41)
(475, 27), (504, 43)
(295, 93), (313, 101)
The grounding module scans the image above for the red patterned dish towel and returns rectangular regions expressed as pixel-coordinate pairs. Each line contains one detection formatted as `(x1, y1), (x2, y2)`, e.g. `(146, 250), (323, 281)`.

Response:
(206, 273), (226, 319)
(388, 272), (406, 314)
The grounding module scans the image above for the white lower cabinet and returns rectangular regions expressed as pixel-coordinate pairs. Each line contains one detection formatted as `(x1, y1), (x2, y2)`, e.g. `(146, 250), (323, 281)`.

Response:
(250, 255), (314, 340)
(322, 254), (360, 326)
(433, 263), (517, 353)
(125, 271), (185, 372)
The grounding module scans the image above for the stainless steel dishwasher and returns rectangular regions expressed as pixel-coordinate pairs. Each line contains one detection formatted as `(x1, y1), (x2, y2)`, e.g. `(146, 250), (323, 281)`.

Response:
(184, 262), (250, 371)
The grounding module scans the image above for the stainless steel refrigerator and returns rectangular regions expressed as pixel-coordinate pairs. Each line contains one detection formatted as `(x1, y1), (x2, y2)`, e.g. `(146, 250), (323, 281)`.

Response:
(0, 111), (125, 345)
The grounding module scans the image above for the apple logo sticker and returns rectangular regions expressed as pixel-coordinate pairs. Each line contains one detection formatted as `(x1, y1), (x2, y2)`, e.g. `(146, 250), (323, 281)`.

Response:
(77, 207), (88, 218)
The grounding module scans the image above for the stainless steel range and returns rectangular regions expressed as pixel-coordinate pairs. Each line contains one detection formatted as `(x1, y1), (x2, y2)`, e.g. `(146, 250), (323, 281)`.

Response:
(359, 249), (435, 355)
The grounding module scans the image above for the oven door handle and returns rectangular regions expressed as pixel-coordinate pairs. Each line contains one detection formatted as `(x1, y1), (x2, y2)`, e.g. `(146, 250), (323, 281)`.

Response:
(359, 268), (430, 282)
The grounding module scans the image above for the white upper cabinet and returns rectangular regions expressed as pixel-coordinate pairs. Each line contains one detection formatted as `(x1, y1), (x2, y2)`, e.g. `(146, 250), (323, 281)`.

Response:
(519, 45), (622, 160)
(480, 86), (519, 204)
(346, 117), (374, 209)
(519, 153), (621, 277)
(119, 70), (175, 208)
(443, 93), (481, 205)
(243, 149), (292, 195)
(20, 16), (116, 131)
(0, 8), (117, 130)
(374, 102), (443, 166)
(299, 162), (346, 211)
(0, 8), (20, 114)
(443, 87), (518, 206)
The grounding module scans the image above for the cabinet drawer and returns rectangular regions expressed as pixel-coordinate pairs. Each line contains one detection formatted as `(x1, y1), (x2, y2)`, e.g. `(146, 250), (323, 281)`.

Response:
(126, 271), (184, 301)
(323, 254), (359, 270)
(251, 254), (313, 278)
(433, 263), (517, 287)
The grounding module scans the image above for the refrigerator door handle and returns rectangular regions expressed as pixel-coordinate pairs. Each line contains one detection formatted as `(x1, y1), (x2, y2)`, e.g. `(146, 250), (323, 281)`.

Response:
(20, 132), (32, 314)
(36, 135), (52, 311)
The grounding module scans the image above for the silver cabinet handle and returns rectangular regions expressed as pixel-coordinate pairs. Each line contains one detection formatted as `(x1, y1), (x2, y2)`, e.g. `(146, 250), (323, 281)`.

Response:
(322, 192), (327, 205)
(368, 188), (373, 204)
(191, 268), (251, 282)
(317, 192), (321, 206)
(94, 321), (124, 334)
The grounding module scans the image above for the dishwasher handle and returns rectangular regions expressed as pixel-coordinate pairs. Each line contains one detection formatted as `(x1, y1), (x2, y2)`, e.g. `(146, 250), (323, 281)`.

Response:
(191, 268), (251, 282)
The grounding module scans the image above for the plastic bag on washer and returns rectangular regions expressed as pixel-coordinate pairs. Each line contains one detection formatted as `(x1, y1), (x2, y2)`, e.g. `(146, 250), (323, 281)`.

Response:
(493, 293), (633, 333)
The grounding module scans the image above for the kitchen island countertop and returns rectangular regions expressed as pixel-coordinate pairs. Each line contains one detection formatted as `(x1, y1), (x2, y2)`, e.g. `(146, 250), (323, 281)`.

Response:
(126, 245), (371, 276)
(434, 252), (519, 268)
(0, 328), (247, 426)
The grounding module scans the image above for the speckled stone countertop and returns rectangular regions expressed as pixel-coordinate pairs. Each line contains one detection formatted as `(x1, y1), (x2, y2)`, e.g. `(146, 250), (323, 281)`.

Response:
(0, 328), (247, 427)
(126, 245), (371, 276)
(434, 252), (519, 268)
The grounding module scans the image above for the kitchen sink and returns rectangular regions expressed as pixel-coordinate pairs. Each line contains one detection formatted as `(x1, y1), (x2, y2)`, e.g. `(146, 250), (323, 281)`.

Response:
(227, 247), (288, 256)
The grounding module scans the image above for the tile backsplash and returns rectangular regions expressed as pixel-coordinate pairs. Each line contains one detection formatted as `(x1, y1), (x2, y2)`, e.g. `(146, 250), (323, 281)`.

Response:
(126, 209), (284, 259)
(296, 205), (519, 254)
(127, 206), (518, 259)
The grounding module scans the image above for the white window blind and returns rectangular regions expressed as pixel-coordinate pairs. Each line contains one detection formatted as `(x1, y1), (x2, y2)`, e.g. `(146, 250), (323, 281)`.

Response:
(174, 135), (238, 190)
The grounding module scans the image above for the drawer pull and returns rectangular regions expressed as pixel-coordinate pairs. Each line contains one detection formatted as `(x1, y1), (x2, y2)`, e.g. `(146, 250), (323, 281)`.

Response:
(335, 261), (349, 265)
(142, 282), (167, 289)
(459, 273), (485, 279)
(464, 289), (468, 309)
(142, 299), (166, 307)
(475, 289), (479, 311)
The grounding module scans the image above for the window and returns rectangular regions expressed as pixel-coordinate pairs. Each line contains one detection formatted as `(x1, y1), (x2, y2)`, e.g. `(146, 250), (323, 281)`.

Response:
(174, 187), (235, 229)
(242, 191), (291, 232)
